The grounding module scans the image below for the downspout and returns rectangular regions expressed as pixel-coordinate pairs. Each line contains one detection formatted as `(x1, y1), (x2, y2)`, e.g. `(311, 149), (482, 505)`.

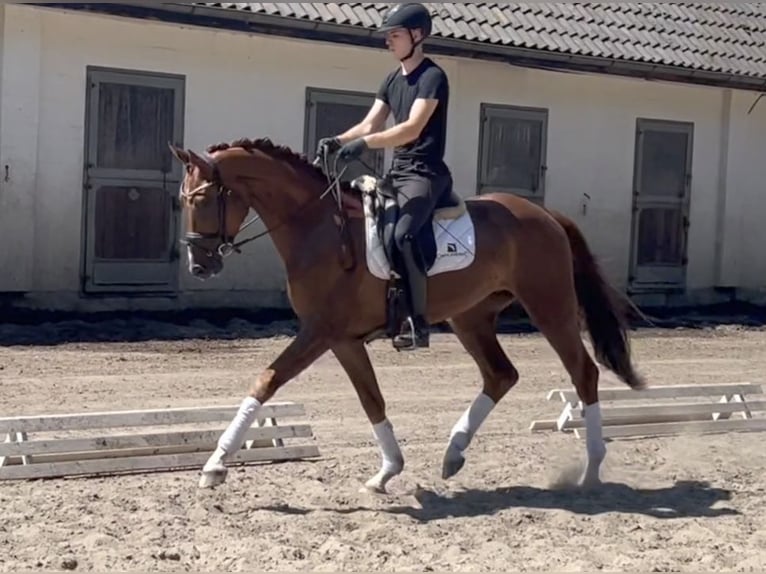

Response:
(713, 88), (732, 288)
(0, 4), (5, 193)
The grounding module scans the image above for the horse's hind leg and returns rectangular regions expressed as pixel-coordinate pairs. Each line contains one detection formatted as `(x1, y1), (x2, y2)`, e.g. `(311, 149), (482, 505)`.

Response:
(519, 290), (605, 488)
(198, 324), (329, 489)
(442, 295), (519, 480)
(332, 339), (404, 494)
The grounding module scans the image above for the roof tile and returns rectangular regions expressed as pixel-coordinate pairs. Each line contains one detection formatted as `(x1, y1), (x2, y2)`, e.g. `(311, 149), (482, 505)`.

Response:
(198, 2), (766, 79)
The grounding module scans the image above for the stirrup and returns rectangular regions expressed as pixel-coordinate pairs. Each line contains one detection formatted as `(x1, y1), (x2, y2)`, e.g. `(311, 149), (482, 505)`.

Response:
(392, 317), (430, 351)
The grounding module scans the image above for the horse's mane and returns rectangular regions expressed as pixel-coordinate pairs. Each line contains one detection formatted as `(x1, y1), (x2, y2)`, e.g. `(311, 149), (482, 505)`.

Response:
(206, 137), (333, 186)
(203, 137), (369, 219)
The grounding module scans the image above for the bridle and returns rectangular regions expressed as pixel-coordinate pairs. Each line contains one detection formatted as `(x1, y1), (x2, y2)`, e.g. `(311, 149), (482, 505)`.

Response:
(180, 161), (261, 259)
(179, 150), (347, 259)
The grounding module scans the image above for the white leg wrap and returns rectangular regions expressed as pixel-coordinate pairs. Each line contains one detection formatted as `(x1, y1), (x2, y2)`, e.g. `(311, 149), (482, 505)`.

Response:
(218, 396), (262, 456)
(581, 402), (606, 486)
(448, 392), (496, 453)
(372, 419), (404, 474)
(199, 396), (262, 488)
(364, 419), (404, 493)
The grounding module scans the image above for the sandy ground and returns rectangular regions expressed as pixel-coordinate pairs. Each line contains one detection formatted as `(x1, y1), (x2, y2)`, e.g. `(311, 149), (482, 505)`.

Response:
(1, 319), (765, 572)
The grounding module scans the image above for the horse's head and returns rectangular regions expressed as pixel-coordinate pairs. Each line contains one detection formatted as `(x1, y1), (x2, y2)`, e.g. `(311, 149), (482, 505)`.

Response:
(169, 143), (252, 280)
(168, 138), (343, 281)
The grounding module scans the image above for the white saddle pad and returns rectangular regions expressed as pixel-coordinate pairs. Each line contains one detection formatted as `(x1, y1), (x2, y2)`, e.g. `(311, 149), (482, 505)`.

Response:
(363, 205), (476, 281)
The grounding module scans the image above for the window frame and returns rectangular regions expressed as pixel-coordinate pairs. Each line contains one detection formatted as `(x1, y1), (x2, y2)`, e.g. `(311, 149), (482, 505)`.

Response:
(476, 103), (549, 200)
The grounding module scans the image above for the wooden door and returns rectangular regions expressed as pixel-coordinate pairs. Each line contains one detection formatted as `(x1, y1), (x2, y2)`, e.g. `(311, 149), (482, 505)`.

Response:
(82, 67), (184, 293)
(629, 119), (694, 288)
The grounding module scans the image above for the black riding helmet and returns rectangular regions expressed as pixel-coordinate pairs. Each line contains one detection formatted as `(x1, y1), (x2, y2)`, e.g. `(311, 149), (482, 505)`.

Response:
(378, 3), (433, 61)
(379, 3), (433, 36)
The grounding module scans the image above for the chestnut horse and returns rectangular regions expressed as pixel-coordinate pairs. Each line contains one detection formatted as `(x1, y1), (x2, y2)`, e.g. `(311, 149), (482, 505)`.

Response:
(168, 137), (646, 494)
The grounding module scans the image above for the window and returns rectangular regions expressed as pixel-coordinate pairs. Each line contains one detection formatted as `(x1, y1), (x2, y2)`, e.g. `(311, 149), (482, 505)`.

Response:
(304, 87), (385, 183)
(477, 104), (548, 200)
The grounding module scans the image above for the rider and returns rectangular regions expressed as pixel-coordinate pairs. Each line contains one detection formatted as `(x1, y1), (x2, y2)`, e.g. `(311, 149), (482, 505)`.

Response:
(316, 2), (453, 350)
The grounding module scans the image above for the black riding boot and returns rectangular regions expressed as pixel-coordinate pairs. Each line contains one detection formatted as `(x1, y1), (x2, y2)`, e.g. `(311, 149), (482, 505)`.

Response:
(393, 238), (430, 350)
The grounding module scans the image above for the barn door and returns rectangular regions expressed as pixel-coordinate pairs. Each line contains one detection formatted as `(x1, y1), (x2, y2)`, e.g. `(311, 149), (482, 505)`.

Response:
(629, 119), (694, 288)
(82, 68), (185, 293)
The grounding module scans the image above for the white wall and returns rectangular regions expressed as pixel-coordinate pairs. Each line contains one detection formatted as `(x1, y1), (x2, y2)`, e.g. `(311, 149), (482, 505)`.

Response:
(0, 5), (40, 293)
(1, 4), (764, 310)
(723, 90), (766, 291)
(449, 58), (727, 293)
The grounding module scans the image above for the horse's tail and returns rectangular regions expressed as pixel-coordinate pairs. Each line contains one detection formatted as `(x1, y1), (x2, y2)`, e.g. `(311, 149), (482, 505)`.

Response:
(551, 211), (647, 390)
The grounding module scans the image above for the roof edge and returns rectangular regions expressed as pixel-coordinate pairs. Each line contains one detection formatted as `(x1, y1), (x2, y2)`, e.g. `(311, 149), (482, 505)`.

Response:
(27, 2), (766, 92)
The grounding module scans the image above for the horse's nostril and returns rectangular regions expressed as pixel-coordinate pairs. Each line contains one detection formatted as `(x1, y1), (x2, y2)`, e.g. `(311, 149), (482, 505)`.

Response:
(191, 264), (206, 276)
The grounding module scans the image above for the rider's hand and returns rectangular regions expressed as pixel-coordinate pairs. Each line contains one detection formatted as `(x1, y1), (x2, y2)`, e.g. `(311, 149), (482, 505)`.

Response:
(337, 138), (369, 162)
(316, 136), (342, 158)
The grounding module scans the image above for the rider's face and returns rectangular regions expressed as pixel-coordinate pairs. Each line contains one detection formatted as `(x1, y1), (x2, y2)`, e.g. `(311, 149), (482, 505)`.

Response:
(385, 28), (421, 60)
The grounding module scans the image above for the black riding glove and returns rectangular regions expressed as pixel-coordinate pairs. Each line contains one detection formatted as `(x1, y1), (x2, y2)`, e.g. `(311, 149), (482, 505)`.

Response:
(316, 136), (342, 157)
(337, 138), (369, 162)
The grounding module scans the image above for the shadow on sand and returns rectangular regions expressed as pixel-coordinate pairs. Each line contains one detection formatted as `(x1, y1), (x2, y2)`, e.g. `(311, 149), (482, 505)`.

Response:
(1, 300), (765, 346)
(322, 480), (739, 523)
(0, 308), (301, 347)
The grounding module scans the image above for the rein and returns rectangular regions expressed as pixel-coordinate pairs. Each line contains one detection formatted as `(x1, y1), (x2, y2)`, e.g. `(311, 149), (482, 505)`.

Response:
(180, 152), (348, 259)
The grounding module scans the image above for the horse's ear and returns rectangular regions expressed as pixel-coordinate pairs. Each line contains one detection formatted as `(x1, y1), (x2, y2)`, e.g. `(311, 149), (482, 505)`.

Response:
(187, 149), (214, 179)
(168, 142), (190, 165)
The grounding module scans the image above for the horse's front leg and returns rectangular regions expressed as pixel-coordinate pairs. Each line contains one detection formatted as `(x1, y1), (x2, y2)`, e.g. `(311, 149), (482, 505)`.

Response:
(199, 325), (329, 489)
(332, 339), (404, 494)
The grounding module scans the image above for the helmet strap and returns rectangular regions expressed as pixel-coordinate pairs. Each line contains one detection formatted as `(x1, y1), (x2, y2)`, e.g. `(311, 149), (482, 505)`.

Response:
(399, 29), (424, 62)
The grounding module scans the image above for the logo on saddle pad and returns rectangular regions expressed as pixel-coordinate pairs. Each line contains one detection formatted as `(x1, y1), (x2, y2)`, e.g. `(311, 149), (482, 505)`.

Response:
(352, 175), (476, 281)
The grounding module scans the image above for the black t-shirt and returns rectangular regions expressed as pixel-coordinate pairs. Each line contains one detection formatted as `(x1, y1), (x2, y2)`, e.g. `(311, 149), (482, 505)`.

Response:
(376, 57), (450, 175)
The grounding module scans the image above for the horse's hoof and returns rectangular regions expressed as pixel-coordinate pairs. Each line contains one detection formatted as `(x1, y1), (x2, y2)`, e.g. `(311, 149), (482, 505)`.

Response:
(579, 478), (602, 492)
(580, 474), (602, 487)
(441, 453), (465, 480)
(360, 481), (388, 495)
(361, 467), (401, 495)
(198, 466), (228, 489)
(579, 469), (602, 491)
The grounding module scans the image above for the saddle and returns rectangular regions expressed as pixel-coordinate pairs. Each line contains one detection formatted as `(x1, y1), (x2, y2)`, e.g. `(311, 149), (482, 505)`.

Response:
(351, 174), (466, 269)
(350, 174), (470, 345)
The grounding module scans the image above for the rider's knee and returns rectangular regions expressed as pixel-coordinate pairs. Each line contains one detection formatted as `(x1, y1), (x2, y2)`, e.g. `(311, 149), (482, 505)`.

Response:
(394, 230), (415, 252)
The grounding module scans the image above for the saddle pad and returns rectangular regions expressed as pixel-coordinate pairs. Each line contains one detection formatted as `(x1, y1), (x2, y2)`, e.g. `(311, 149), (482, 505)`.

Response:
(365, 211), (476, 281)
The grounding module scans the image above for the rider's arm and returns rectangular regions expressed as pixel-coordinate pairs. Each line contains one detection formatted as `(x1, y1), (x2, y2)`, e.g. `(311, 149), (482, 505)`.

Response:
(363, 98), (437, 149)
(363, 66), (446, 149)
(337, 98), (390, 143)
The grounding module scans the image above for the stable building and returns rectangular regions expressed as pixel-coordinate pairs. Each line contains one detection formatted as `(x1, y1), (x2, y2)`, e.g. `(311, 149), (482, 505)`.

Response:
(1, 3), (765, 313)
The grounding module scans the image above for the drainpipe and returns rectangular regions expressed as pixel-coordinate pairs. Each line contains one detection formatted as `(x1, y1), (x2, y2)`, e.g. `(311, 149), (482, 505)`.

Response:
(713, 88), (732, 290)
(0, 5), (5, 193)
